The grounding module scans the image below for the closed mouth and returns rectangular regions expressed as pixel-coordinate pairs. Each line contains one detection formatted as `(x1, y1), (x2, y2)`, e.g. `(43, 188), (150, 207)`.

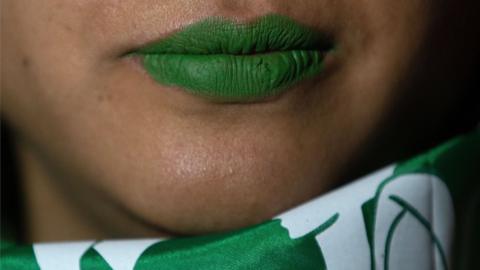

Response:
(134, 14), (334, 103)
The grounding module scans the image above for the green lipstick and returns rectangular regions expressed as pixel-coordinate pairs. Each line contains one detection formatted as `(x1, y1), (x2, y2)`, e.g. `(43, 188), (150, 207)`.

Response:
(136, 14), (332, 102)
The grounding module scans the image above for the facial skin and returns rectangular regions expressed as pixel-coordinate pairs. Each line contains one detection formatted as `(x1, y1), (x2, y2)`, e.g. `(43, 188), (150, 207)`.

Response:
(1, 0), (478, 241)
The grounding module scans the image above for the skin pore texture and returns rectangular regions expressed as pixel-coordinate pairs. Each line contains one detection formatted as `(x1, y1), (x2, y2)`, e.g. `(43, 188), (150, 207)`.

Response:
(137, 15), (332, 102)
(1, 0), (479, 242)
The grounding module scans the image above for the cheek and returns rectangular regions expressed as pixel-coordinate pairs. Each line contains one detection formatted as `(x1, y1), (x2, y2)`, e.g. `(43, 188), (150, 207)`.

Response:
(333, 0), (435, 121)
(1, 0), (101, 144)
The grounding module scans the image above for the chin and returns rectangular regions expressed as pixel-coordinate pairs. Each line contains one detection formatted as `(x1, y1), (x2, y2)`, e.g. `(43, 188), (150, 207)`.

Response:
(112, 142), (335, 236)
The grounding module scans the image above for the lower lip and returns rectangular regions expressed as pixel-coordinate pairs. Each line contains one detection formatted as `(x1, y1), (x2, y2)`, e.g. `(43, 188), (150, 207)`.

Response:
(142, 49), (325, 102)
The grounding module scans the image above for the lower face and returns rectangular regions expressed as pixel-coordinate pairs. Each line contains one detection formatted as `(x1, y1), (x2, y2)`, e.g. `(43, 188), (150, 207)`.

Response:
(1, 0), (477, 238)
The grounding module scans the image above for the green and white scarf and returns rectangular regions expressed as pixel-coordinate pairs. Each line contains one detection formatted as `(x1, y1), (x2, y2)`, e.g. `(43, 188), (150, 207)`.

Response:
(1, 131), (479, 270)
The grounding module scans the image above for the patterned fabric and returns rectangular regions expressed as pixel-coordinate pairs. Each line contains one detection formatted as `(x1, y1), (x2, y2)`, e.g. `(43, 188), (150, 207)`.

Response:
(1, 131), (478, 270)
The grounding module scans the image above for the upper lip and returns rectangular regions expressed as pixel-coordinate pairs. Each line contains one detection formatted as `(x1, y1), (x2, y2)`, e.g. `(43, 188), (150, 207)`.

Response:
(134, 14), (333, 56)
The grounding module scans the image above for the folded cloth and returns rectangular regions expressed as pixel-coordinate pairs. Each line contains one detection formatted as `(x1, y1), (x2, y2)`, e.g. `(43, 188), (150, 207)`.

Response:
(1, 131), (478, 270)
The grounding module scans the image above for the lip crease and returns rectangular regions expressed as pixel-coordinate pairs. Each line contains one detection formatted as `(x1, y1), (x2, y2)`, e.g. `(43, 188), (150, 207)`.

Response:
(132, 14), (334, 103)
